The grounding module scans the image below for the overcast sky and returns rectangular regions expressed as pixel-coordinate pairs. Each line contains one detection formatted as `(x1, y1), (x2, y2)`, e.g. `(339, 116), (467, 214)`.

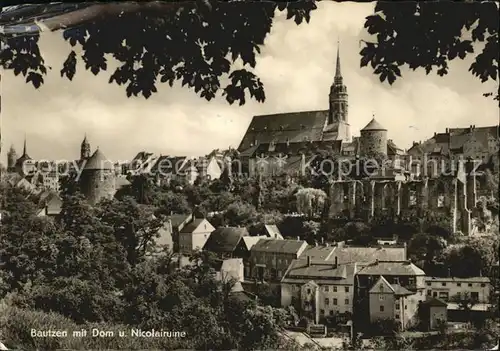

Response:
(2, 2), (498, 164)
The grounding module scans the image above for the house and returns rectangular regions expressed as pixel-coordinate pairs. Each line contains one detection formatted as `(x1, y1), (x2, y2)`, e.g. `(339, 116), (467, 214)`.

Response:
(213, 258), (245, 283)
(368, 276), (416, 330)
(418, 297), (448, 331)
(178, 218), (215, 254)
(36, 191), (62, 218)
(168, 213), (193, 252)
(248, 239), (308, 282)
(202, 227), (250, 258)
(281, 256), (358, 324)
(233, 236), (269, 276)
(425, 276), (491, 303)
(354, 260), (427, 331)
(152, 156), (222, 185)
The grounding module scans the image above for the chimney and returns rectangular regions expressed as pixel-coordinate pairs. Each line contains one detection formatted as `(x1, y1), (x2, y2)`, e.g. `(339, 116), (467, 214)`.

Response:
(297, 236), (300, 241)
(403, 242), (407, 260)
(434, 132), (437, 137)
(446, 128), (449, 133)
(334, 256), (338, 268)
(321, 237), (325, 245)
(307, 256), (311, 267)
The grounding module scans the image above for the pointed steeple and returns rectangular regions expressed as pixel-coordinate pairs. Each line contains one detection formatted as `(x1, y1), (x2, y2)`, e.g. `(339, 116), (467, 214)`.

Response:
(22, 134), (27, 156)
(334, 41), (343, 84)
(80, 133), (91, 160)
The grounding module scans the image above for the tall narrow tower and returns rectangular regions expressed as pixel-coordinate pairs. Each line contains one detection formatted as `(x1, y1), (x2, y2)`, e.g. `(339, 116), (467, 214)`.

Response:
(80, 133), (91, 160)
(327, 42), (350, 142)
(7, 144), (17, 171)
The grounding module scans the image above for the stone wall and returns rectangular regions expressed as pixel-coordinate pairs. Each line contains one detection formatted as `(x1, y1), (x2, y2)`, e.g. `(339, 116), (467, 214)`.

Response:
(79, 169), (116, 205)
(360, 130), (388, 158)
(329, 174), (476, 234)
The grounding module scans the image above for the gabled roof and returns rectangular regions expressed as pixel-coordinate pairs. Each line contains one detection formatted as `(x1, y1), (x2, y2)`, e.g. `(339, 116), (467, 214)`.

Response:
(168, 213), (192, 228)
(242, 236), (269, 250)
(251, 238), (307, 255)
(180, 218), (213, 234)
(238, 110), (329, 151)
(263, 224), (283, 239)
(303, 246), (336, 261)
(84, 149), (114, 170)
(361, 118), (386, 131)
(369, 276), (393, 293)
(357, 260), (425, 276)
(203, 227), (248, 253)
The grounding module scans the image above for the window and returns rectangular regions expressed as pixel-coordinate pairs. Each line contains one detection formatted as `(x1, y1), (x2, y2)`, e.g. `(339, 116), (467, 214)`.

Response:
(379, 295), (385, 301)
(426, 282), (431, 286)
(277, 270), (282, 278)
(333, 286), (338, 292)
(307, 289), (311, 294)
(325, 298), (330, 306)
(395, 314), (400, 319)
(394, 278), (399, 284)
(405, 305), (407, 310)
(468, 283), (472, 287)
(480, 283), (486, 287)
(324, 286), (329, 292)
(457, 283), (461, 287)
(345, 287), (349, 293)
(438, 292), (449, 300)
(409, 278), (415, 285)
(345, 299), (349, 305)
(380, 306), (384, 312)
(395, 303), (400, 310)
(320, 309), (325, 315)
(433, 292), (437, 297)
(471, 292), (479, 301)
(329, 310), (334, 316)
(333, 298), (338, 305)
(441, 282), (446, 287)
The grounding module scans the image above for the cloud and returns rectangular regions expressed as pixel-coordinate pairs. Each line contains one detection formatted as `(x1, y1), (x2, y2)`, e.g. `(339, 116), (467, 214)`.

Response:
(1, 2), (498, 164)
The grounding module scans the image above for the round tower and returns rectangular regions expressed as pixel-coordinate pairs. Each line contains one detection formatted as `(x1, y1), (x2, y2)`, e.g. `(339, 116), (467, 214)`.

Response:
(7, 144), (17, 171)
(80, 134), (91, 160)
(359, 117), (388, 159)
(79, 148), (116, 205)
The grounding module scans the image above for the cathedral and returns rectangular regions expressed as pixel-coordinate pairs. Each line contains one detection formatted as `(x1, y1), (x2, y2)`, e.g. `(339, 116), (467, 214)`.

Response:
(237, 44), (403, 176)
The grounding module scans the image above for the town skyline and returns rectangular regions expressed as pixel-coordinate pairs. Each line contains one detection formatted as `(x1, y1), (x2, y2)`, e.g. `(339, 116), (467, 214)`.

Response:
(2, 1), (498, 164)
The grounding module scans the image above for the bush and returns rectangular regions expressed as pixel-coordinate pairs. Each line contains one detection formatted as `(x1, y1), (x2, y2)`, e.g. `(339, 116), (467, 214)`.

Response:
(0, 306), (188, 350)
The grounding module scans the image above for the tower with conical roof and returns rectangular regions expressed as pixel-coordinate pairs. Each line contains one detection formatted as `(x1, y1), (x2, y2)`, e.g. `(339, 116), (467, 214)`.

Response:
(327, 42), (350, 142)
(79, 148), (116, 205)
(7, 144), (17, 171)
(80, 133), (91, 160)
(359, 115), (388, 158)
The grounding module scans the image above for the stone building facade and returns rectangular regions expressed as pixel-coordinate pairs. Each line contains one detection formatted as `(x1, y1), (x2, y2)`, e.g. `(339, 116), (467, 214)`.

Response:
(329, 161), (477, 234)
(79, 148), (116, 205)
(359, 118), (388, 158)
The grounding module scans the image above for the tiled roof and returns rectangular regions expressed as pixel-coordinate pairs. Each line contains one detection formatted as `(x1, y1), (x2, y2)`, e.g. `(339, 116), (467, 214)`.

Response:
(369, 276), (413, 296)
(390, 284), (413, 296)
(84, 149), (114, 170)
(115, 176), (131, 190)
(251, 238), (307, 255)
(357, 260), (425, 276)
(282, 261), (357, 285)
(361, 118), (386, 131)
(425, 276), (490, 283)
(330, 246), (406, 264)
(238, 110), (330, 151)
(302, 246), (336, 261)
(264, 224), (283, 239)
(168, 214), (192, 228)
(179, 218), (209, 234)
(203, 227), (248, 253)
(242, 236), (268, 250)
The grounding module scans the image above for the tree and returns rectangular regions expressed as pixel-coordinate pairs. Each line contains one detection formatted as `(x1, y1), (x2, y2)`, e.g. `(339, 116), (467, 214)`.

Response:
(223, 201), (260, 227)
(361, 1), (499, 102)
(1, 2), (316, 103)
(295, 187), (327, 219)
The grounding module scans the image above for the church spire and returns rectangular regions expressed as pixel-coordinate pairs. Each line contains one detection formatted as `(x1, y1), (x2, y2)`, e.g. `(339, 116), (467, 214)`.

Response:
(22, 134), (27, 156)
(334, 41), (343, 84)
